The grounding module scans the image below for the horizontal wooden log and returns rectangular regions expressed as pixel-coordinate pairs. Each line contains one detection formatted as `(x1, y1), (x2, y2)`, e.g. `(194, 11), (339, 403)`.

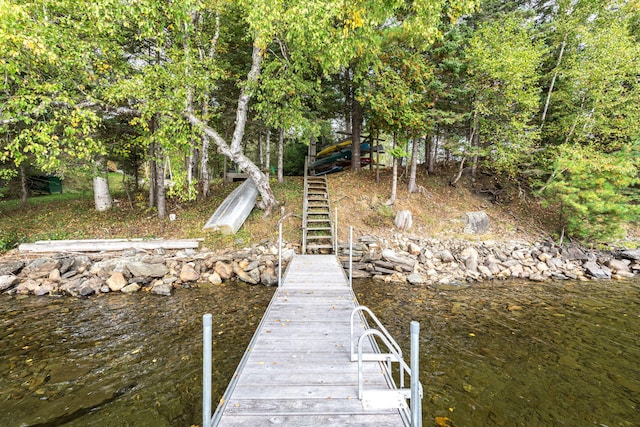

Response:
(18, 239), (201, 253)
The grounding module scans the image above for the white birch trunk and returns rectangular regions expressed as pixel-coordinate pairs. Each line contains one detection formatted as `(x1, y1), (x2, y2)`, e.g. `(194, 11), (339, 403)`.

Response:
(93, 155), (113, 212)
(408, 138), (419, 193)
(277, 127), (284, 184)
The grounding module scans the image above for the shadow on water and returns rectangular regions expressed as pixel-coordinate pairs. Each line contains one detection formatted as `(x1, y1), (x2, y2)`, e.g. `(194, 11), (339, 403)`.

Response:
(0, 279), (638, 426)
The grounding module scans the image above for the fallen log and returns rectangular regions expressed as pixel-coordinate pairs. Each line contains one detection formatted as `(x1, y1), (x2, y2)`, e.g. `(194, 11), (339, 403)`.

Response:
(18, 239), (201, 253)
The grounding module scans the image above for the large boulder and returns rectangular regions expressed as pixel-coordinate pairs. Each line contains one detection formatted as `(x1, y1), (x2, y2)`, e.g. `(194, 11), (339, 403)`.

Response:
(381, 249), (416, 269)
(0, 260), (24, 275)
(22, 258), (61, 279)
(179, 263), (200, 282)
(214, 261), (234, 280)
(0, 275), (19, 291)
(463, 211), (489, 234)
(394, 210), (413, 231)
(126, 262), (168, 278)
(106, 272), (128, 291)
(583, 261), (611, 279)
(232, 262), (258, 284)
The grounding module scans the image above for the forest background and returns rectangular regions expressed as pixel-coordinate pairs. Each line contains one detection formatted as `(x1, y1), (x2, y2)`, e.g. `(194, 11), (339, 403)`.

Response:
(1, 0), (639, 243)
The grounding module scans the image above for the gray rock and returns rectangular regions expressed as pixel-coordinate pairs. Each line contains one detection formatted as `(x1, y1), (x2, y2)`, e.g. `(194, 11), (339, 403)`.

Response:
(620, 250), (640, 260)
(0, 260), (24, 275)
(233, 262), (258, 284)
(437, 250), (455, 263)
(407, 272), (426, 285)
(381, 249), (416, 268)
(478, 265), (492, 277)
(0, 275), (19, 291)
(562, 246), (589, 261)
(126, 262), (168, 278)
(510, 264), (524, 277)
(151, 282), (172, 296)
(141, 254), (166, 264)
(463, 211), (489, 234)
(244, 260), (261, 271)
(583, 261), (611, 279)
(34, 282), (55, 296)
(460, 247), (479, 273)
(248, 268), (261, 283)
(121, 283), (141, 293)
(78, 281), (96, 296)
(606, 259), (630, 273)
(23, 258), (62, 279)
(260, 267), (278, 286)
(281, 248), (296, 263)
(83, 277), (104, 292)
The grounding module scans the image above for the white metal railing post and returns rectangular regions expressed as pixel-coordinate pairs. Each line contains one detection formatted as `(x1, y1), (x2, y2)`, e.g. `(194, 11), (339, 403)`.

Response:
(349, 225), (353, 288)
(334, 207), (338, 254)
(202, 314), (212, 427)
(410, 321), (422, 427)
(278, 222), (283, 287)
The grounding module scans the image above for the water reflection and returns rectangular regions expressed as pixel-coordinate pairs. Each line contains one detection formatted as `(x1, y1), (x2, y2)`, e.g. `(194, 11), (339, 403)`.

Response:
(0, 284), (274, 427)
(354, 279), (640, 427)
(0, 279), (638, 426)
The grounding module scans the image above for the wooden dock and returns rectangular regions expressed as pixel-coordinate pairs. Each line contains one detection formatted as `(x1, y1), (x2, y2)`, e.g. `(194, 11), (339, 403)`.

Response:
(210, 255), (410, 426)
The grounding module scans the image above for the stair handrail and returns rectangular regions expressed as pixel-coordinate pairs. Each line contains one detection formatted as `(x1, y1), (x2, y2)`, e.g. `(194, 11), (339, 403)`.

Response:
(351, 306), (424, 426)
(350, 305), (402, 361)
(302, 157), (309, 253)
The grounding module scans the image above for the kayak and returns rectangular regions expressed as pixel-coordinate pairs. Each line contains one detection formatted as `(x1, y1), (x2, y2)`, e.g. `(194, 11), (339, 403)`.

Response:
(316, 139), (352, 158)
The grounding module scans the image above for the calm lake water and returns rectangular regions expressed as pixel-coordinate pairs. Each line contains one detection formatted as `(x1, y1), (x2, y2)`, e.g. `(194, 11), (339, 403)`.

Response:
(0, 279), (638, 426)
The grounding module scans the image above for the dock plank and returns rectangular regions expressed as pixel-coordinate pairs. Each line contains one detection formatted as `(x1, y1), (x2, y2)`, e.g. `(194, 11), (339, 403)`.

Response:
(211, 255), (408, 427)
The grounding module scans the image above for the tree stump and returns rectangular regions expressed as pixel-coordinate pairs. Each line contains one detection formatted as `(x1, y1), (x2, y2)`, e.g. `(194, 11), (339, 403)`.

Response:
(394, 210), (413, 231)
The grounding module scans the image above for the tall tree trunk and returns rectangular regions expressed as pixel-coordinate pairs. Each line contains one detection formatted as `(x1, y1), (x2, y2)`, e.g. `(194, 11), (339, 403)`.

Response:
(408, 138), (419, 193)
(540, 36), (567, 130)
(148, 142), (157, 209)
(386, 133), (398, 206)
(199, 132), (210, 200)
(471, 111), (479, 178)
(93, 154), (113, 211)
(258, 131), (264, 170)
(429, 132), (438, 174)
(277, 127), (284, 183)
(20, 163), (28, 207)
(155, 145), (166, 219)
(351, 97), (363, 172)
(265, 129), (271, 174)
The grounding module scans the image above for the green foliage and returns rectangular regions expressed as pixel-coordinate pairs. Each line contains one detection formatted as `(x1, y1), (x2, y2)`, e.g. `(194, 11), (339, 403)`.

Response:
(466, 13), (545, 176)
(541, 144), (640, 242)
(543, 6), (640, 149)
(283, 142), (307, 176)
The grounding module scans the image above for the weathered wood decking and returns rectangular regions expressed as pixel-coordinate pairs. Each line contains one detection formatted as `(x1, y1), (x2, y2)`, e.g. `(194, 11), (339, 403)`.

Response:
(211, 255), (408, 426)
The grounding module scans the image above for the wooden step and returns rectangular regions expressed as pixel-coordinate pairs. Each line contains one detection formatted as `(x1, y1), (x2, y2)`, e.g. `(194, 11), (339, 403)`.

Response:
(307, 227), (332, 231)
(307, 235), (332, 240)
(306, 244), (334, 250)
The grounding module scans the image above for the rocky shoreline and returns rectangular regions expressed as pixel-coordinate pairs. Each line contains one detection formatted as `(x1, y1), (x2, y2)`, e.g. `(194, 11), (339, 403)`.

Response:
(0, 243), (295, 297)
(1, 235), (639, 297)
(342, 235), (640, 285)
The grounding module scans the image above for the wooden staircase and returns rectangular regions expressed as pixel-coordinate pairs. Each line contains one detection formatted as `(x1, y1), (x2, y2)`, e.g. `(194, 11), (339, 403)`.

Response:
(302, 174), (334, 254)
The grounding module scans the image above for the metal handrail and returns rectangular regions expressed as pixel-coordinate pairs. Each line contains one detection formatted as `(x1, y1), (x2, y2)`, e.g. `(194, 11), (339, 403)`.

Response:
(278, 222), (282, 286)
(351, 306), (423, 426)
(302, 157), (309, 254)
(350, 305), (403, 361)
